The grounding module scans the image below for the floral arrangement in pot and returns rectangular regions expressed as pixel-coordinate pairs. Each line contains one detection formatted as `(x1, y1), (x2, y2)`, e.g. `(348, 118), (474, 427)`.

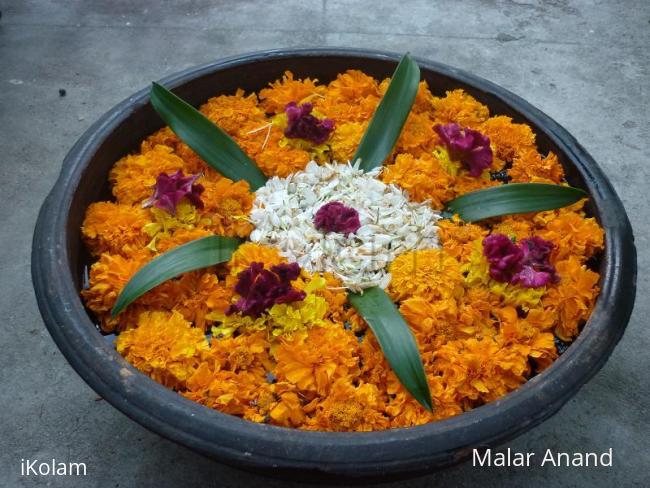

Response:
(80, 55), (603, 430)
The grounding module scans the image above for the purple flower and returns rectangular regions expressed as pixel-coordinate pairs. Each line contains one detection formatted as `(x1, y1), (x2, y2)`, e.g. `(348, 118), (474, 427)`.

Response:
(226, 262), (306, 318)
(511, 237), (558, 288)
(313, 201), (361, 236)
(142, 170), (204, 216)
(284, 102), (335, 145)
(483, 234), (558, 288)
(483, 233), (524, 283)
(434, 123), (493, 177)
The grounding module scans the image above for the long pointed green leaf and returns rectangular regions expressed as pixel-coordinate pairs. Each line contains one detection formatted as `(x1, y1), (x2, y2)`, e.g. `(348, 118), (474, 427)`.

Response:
(150, 82), (267, 190)
(446, 183), (587, 222)
(348, 287), (433, 411)
(354, 54), (421, 172)
(111, 236), (241, 317)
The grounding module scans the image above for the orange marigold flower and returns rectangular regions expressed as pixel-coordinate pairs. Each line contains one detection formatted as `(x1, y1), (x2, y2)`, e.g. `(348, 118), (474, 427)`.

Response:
(510, 148), (565, 183)
(116, 310), (208, 388)
(396, 111), (437, 156)
(329, 120), (367, 162)
(269, 388), (306, 427)
(536, 209), (604, 262)
(199, 178), (254, 237)
(542, 256), (600, 341)
(388, 249), (464, 302)
(184, 362), (274, 422)
(399, 297), (462, 351)
(227, 242), (285, 277)
(253, 125), (312, 177)
(431, 89), (490, 128)
(203, 331), (272, 375)
(82, 252), (151, 330)
(154, 227), (213, 253)
(199, 89), (267, 135)
(433, 337), (529, 403)
(480, 116), (536, 162)
(259, 71), (325, 114)
(110, 144), (186, 205)
(81, 202), (151, 256)
(328, 70), (380, 102)
(273, 326), (360, 396)
(381, 153), (454, 209)
(438, 218), (489, 262)
(303, 379), (389, 432)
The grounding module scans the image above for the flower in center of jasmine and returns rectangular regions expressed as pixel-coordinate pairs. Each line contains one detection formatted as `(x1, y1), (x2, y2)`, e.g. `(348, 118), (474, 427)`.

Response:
(314, 201), (361, 236)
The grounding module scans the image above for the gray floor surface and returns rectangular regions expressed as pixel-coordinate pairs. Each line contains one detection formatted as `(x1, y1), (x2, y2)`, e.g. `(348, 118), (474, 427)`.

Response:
(1, 1), (648, 486)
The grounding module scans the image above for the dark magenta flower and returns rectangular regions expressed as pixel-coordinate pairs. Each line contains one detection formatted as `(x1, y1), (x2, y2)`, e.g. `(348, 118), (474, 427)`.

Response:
(314, 201), (361, 236)
(284, 102), (335, 144)
(434, 123), (493, 176)
(483, 233), (523, 283)
(511, 237), (558, 288)
(143, 170), (204, 216)
(226, 262), (306, 318)
(483, 234), (558, 288)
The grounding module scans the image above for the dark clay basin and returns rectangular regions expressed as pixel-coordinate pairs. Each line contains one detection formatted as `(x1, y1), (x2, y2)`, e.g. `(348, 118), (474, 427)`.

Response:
(31, 48), (636, 482)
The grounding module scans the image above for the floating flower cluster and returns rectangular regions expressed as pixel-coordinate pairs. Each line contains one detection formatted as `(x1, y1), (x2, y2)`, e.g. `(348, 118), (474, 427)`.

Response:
(81, 69), (604, 431)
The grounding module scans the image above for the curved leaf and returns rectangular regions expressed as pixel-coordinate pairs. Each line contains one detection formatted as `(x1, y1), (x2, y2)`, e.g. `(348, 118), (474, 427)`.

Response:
(348, 287), (433, 411)
(111, 236), (241, 317)
(446, 183), (587, 222)
(354, 55), (421, 172)
(150, 82), (267, 190)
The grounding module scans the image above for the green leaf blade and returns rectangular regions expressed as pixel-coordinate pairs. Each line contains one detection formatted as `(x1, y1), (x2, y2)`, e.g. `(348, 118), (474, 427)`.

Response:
(354, 55), (421, 172)
(111, 236), (241, 317)
(150, 82), (267, 190)
(446, 183), (588, 222)
(348, 287), (433, 411)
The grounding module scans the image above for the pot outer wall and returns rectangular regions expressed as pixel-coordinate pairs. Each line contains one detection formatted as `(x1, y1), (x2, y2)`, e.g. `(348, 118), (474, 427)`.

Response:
(31, 48), (636, 482)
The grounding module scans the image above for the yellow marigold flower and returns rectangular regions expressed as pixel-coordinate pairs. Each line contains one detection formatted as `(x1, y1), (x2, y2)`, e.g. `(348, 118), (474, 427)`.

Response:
(143, 200), (209, 251)
(388, 249), (464, 302)
(380, 153), (454, 209)
(109, 144), (186, 205)
(81, 202), (151, 256)
(273, 326), (360, 396)
(259, 71), (325, 114)
(438, 218), (489, 262)
(210, 277), (329, 338)
(116, 310), (208, 388)
(199, 178), (254, 238)
(510, 148), (565, 183)
(542, 256), (600, 341)
(303, 379), (389, 432)
(329, 121), (367, 162)
(431, 89), (490, 128)
(480, 116), (536, 162)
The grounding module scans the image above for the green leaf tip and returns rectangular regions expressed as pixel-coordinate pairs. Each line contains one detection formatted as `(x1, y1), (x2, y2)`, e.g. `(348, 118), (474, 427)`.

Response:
(446, 183), (588, 222)
(354, 54), (421, 172)
(348, 286), (433, 412)
(149, 82), (267, 190)
(111, 235), (241, 318)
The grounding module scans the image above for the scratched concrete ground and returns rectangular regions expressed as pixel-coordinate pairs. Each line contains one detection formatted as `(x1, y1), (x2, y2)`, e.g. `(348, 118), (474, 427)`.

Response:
(1, 1), (648, 486)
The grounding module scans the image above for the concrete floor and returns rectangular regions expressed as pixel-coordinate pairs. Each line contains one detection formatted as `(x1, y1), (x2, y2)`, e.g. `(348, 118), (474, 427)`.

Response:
(1, 0), (649, 486)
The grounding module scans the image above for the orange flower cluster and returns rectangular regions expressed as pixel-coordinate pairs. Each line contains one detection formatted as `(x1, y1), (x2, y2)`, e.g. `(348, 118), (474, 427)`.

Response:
(80, 69), (604, 431)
